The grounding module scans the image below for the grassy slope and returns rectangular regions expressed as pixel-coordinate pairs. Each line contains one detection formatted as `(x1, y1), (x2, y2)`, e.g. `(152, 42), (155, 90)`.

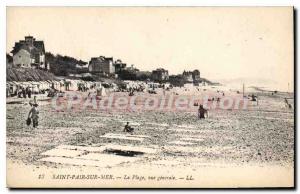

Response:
(7, 67), (56, 82)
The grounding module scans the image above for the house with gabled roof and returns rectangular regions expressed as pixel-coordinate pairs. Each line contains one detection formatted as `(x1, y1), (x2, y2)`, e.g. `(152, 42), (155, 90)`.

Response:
(11, 36), (45, 69)
(88, 56), (115, 75)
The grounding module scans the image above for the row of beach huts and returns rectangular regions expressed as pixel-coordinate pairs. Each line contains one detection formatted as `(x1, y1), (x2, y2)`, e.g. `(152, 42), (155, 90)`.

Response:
(6, 79), (170, 98)
(6, 79), (105, 97)
(7, 76), (210, 99)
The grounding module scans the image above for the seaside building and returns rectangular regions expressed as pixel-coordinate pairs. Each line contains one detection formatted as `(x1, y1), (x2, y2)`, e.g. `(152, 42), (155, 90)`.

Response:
(114, 59), (127, 74)
(88, 56), (115, 75)
(182, 69), (201, 83)
(192, 69), (201, 81)
(11, 36), (46, 69)
(182, 71), (194, 83)
(118, 64), (140, 80)
(152, 68), (169, 82)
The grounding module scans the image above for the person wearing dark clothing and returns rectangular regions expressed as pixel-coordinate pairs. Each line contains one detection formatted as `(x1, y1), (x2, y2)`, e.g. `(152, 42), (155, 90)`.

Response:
(27, 87), (32, 98)
(18, 88), (22, 98)
(28, 103), (39, 128)
(198, 104), (208, 119)
(22, 88), (26, 98)
(124, 122), (134, 133)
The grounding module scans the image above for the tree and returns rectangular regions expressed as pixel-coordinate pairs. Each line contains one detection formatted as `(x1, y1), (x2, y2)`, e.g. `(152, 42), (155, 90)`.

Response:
(169, 75), (185, 87)
(45, 52), (87, 76)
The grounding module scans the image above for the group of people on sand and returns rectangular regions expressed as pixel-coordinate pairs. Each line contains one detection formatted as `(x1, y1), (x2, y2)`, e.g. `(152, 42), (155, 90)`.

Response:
(77, 83), (89, 92)
(26, 86), (209, 131)
(18, 86), (32, 98)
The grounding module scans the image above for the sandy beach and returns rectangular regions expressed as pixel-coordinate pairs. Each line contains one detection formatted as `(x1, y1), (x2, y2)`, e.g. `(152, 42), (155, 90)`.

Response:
(6, 85), (294, 188)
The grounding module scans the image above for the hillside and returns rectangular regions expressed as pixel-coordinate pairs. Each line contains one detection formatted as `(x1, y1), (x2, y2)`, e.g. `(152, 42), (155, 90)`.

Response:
(199, 78), (220, 85)
(45, 52), (87, 76)
(6, 67), (57, 82)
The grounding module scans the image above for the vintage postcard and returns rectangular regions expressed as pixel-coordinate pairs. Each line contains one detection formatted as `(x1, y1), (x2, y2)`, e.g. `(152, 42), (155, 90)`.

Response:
(6, 7), (294, 188)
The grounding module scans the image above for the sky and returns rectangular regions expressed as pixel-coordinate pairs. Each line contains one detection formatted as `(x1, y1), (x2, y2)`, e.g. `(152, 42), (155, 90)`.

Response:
(6, 7), (294, 91)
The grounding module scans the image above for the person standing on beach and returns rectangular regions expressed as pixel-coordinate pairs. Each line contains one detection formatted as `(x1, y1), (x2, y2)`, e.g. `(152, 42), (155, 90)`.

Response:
(198, 104), (208, 119)
(22, 87), (26, 98)
(27, 87), (32, 98)
(28, 103), (39, 128)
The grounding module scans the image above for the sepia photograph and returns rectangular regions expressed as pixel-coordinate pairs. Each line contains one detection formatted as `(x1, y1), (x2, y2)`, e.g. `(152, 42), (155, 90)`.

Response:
(5, 6), (294, 188)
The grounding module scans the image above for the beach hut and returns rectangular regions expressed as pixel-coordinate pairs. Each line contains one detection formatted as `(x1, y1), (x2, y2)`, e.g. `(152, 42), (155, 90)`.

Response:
(38, 81), (47, 90)
(7, 82), (18, 97)
(85, 81), (92, 89)
(32, 82), (41, 94)
(68, 79), (77, 91)
(94, 82), (102, 89)
(97, 87), (107, 96)
(20, 82), (30, 89)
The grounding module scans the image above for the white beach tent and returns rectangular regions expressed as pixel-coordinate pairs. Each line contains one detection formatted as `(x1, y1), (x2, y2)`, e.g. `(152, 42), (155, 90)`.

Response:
(86, 81), (93, 89)
(69, 79), (79, 91)
(7, 82), (18, 96)
(39, 81), (48, 90)
(97, 86), (107, 96)
(46, 80), (53, 89)
(20, 82), (30, 88)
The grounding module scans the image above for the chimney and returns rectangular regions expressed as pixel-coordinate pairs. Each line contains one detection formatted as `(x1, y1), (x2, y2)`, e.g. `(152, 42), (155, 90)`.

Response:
(25, 36), (34, 45)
